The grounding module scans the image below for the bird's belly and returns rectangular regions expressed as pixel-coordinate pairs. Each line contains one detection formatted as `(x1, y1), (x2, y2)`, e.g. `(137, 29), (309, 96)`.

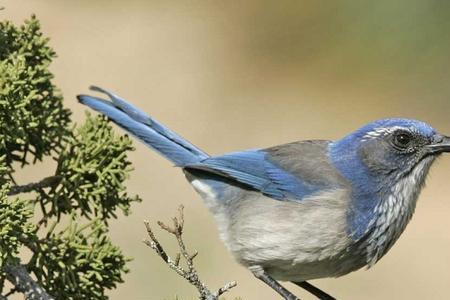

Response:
(190, 178), (360, 281)
(230, 191), (363, 281)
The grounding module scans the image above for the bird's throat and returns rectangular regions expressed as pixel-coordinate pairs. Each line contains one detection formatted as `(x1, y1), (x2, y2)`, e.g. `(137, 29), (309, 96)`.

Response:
(364, 156), (435, 265)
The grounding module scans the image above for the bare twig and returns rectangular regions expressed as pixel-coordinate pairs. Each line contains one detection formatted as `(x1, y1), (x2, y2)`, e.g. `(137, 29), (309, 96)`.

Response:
(7, 175), (61, 196)
(143, 205), (237, 300)
(214, 281), (239, 298)
(3, 262), (54, 300)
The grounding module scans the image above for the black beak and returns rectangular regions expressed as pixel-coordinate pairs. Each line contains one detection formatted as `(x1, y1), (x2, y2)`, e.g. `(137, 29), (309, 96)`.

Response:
(428, 135), (450, 153)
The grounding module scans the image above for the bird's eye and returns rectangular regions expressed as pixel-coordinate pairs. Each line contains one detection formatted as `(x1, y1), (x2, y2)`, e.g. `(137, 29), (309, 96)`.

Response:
(393, 132), (412, 149)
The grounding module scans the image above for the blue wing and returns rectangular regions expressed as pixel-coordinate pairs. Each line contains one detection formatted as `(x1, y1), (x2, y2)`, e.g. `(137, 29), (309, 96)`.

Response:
(187, 149), (327, 200)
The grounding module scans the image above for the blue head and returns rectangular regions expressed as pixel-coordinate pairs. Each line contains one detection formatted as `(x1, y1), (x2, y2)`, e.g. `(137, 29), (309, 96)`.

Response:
(329, 118), (450, 242)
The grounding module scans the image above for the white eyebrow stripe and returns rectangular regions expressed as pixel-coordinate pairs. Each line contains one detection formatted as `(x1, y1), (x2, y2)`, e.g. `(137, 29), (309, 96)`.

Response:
(361, 126), (409, 141)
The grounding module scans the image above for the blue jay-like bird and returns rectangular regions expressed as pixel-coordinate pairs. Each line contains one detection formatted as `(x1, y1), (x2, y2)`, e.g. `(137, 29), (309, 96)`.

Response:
(78, 86), (450, 300)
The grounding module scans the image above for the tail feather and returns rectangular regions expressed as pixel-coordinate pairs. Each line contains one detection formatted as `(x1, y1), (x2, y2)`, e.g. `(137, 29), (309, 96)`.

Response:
(77, 86), (209, 166)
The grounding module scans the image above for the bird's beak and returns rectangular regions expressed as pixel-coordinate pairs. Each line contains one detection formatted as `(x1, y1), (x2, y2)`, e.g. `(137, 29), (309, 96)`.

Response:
(428, 135), (450, 153)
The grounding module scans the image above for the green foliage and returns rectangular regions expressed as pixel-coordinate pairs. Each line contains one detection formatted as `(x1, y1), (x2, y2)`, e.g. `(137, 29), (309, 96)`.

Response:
(0, 183), (36, 270)
(0, 153), (37, 292)
(30, 219), (128, 300)
(38, 114), (141, 220)
(0, 15), (71, 168)
(0, 16), (141, 299)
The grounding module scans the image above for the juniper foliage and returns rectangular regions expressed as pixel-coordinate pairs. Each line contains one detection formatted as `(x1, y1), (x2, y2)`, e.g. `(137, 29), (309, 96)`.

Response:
(0, 15), (141, 299)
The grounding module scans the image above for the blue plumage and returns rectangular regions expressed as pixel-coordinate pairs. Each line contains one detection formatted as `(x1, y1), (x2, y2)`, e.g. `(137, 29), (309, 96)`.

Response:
(78, 86), (450, 300)
(78, 87), (208, 166)
(187, 150), (324, 200)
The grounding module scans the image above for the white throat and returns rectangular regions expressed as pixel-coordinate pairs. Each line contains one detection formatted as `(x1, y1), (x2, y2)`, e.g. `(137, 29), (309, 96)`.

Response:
(365, 156), (436, 265)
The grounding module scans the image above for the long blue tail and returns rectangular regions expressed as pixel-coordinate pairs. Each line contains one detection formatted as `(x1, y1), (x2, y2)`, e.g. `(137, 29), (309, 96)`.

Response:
(77, 86), (209, 166)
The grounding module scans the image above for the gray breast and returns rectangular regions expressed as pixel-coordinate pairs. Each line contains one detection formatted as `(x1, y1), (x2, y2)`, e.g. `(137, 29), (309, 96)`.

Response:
(225, 188), (365, 281)
(189, 176), (369, 281)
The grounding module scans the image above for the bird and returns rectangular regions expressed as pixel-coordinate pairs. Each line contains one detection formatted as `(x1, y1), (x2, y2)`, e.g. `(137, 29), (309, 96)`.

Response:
(78, 86), (450, 300)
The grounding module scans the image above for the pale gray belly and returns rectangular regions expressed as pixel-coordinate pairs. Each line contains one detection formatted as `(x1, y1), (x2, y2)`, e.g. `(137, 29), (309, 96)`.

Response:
(190, 179), (367, 281)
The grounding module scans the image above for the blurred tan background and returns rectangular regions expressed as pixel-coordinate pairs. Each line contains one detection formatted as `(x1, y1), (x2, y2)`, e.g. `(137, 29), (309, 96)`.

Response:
(3, 1), (450, 299)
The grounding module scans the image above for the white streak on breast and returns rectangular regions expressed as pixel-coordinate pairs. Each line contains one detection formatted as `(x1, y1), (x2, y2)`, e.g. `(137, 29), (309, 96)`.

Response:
(366, 156), (435, 265)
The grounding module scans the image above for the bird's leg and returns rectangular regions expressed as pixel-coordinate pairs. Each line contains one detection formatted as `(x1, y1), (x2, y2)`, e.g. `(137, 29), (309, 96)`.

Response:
(250, 266), (300, 300)
(292, 281), (336, 300)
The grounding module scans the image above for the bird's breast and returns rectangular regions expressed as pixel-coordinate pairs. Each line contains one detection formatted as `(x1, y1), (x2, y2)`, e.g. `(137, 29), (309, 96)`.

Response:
(200, 185), (363, 281)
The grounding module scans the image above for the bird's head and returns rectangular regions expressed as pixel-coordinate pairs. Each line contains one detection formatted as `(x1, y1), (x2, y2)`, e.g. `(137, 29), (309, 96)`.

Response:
(331, 118), (450, 188)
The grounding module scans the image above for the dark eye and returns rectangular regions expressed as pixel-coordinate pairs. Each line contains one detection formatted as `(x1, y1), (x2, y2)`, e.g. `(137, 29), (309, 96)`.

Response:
(393, 132), (412, 148)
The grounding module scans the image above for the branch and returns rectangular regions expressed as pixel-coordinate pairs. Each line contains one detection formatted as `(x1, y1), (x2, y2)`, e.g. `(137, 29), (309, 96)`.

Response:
(143, 205), (236, 300)
(2, 286), (18, 298)
(7, 175), (61, 196)
(3, 262), (54, 300)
